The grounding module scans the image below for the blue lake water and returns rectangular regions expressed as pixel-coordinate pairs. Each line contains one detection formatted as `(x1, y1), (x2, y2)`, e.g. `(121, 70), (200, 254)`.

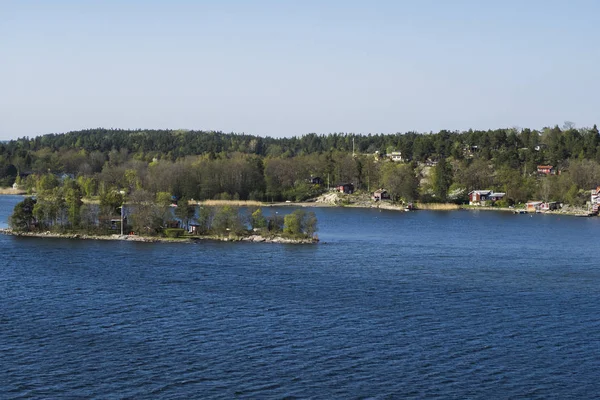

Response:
(2, 195), (600, 398)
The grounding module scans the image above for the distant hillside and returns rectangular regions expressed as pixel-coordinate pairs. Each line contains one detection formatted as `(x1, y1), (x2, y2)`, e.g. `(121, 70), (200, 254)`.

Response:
(3, 125), (600, 164)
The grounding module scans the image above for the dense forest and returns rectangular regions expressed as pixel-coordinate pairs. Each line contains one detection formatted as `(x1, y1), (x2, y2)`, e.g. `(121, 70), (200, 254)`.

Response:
(2, 125), (600, 209)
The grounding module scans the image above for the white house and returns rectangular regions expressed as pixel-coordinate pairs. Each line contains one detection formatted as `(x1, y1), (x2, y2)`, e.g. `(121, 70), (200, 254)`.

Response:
(389, 152), (403, 162)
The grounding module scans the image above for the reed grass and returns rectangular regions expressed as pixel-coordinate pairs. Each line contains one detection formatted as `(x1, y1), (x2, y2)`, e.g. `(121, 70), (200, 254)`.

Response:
(199, 199), (265, 207)
(0, 187), (26, 195)
(416, 202), (461, 210)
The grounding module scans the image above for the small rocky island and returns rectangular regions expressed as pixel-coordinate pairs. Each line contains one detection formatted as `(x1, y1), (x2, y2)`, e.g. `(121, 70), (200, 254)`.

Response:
(5, 194), (319, 244)
(0, 228), (318, 244)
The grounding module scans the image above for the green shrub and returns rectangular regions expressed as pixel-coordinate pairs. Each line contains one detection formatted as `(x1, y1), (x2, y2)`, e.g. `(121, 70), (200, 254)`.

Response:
(164, 228), (185, 238)
(251, 208), (267, 230)
(212, 206), (245, 235)
(495, 199), (513, 208)
(282, 209), (318, 238)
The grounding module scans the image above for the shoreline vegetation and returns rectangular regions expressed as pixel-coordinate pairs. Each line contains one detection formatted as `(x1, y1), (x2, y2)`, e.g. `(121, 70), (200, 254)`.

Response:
(2, 125), (600, 228)
(2, 188), (592, 216)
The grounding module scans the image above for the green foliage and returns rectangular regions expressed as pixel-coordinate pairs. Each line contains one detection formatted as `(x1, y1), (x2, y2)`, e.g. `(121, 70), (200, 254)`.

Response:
(9, 197), (37, 231)
(36, 173), (59, 193)
(80, 203), (99, 232)
(61, 179), (84, 228)
(447, 183), (468, 203)
(124, 169), (141, 192)
(381, 163), (418, 202)
(76, 176), (97, 197)
(174, 198), (195, 230)
(565, 184), (586, 206)
(195, 206), (213, 234)
(283, 212), (302, 236)
(563, 159), (600, 190)
(155, 191), (172, 206)
(494, 199), (513, 208)
(283, 209), (318, 238)
(32, 192), (63, 230)
(128, 189), (164, 235)
(454, 159), (494, 192)
(267, 213), (284, 233)
(218, 192), (231, 201)
(285, 181), (324, 202)
(212, 206), (245, 235)
(250, 208), (267, 230)
(432, 158), (453, 202)
(164, 228), (185, 238)
(4, 126), (600, 211)
(100, 189), (124, 215)
(0, 163), (17, 186)
(304, 211), (318, 237)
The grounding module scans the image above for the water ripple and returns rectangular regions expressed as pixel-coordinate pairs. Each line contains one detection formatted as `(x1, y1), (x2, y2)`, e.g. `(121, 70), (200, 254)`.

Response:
(2, 206), (600, 398)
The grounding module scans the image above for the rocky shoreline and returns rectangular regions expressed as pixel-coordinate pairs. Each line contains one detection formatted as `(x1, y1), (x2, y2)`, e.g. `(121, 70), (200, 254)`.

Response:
(275, 194), (593, 217)
(0, 228), (318, 244)
(460, 204), (592, 216)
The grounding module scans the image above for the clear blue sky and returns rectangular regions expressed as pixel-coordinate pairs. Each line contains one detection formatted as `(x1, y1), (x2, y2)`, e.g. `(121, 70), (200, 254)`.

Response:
(1, 0), (599, 140)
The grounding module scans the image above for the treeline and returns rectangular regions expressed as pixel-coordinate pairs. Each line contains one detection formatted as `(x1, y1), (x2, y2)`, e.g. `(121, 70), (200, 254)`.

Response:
(3, 125), (600, 166)
(2, 125), (600, 206)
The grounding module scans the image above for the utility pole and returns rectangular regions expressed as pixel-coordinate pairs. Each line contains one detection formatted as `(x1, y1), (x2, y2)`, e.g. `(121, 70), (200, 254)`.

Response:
(120, 190), (126, 236)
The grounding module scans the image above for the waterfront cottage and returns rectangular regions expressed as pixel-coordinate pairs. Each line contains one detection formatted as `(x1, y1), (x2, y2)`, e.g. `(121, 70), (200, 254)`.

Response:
(537, 165), (555, 175)
(189, 224), (200, 234)
(165, 220), (180, 229)
(488, 192), (506, 202)
(540, 202), (559, 211)
(469, 190), (491, 204)
(309, 176), (324, 185)
(110, 218), (126, 230)
(526, 201), (543, 212)
(468, 190), (506, 205)
(591, 186), (600, 204)
(372, 189), (390, 201)
(590, 187), (600, 214)
(336, 183), (354, 194)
